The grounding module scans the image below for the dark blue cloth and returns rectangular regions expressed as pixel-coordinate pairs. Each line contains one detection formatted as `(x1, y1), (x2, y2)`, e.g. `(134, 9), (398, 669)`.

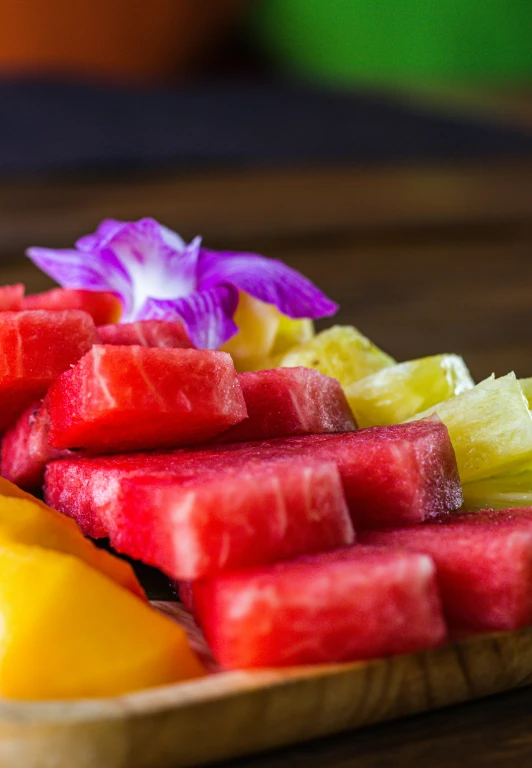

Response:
(0, 79), (530, 175)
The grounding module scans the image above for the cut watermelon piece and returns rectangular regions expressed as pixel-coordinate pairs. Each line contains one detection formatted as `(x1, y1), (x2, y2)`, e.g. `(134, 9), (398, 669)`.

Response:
(360, 512), (532, 633)
(47, 346), (247, 454)
(0, 310), (98, 432)
(1, 401), (75, 490)
(192, 546), (446, 669)
(98, 462), (354, 579)
(23, 288), (121, 325)
(45, 419), (462, 532)
(97, 320), (192, 349)
(0, 285), (24, 311)
(178, 581), (195, 614)
(217, 368), (356, 443)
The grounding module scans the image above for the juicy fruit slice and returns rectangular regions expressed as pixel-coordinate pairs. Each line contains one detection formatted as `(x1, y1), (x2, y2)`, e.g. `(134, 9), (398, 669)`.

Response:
(270, 315), (314, 357)
(345, 354), (474, 428)
(0, 284), (24, 311)
(23, 288), (122, 325)
(221, 293), (281, 372)
(45, 419), (462, 531)
(409, 373), (532, 484)
(1, 401), (72, 490)
(218, 367), (356, 443)
(0, 480), (143, 598)
(193, 546), (446, 669)
(97, 320), (192, 348)
(0, 310), (98, 431)
(97, 462), (354, 579)
(0, 543), (204, 699)
(520, 377), (532, 408)
(361, 512), (532, 632)
(280, 326), (395, 388)
(461, 463), (532, 510)
(47, 346), (247, 454)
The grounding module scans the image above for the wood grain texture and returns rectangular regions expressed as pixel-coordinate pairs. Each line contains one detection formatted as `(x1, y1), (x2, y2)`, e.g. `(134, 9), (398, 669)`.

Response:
(0, 603), (532, 768)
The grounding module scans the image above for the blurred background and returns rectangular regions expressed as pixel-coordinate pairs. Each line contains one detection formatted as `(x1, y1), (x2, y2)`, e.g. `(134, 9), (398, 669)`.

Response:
(0, 0), (531, 380)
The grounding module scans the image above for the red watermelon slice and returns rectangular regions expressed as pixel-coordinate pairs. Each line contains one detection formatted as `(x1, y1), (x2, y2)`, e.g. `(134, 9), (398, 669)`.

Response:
(361, 511), (532, 633)
(0, 284), (24, 311)
(46, 346), (247, 454)
(0, 310), (98, 432)
(97, 320), (192, 349)
(1, 401), (75, 490)
(192, 546), (446, 669)
(99, 462), (354, 579)
(23, 288), (121, 325)
(45, 419), (461, 531)
(217, 367), (356, 443)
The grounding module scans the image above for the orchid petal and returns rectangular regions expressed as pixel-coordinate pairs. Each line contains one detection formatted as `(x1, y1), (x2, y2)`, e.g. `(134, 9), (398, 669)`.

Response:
(198, 249), (338, 319)
(26, 246), (132, 298)
(75, 219), (125, 252)
(139, 284), (239, 350)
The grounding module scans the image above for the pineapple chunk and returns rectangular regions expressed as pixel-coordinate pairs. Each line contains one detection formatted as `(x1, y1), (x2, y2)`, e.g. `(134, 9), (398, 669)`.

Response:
(463, 465), (532, 510)
(345, 354), (474, 428)
(409, 373), (532, 484)
(222, 293), (280, 372)
(520, 378), (532, 408)
(279, 326), (395, 388)
(271, 315), (314, 357)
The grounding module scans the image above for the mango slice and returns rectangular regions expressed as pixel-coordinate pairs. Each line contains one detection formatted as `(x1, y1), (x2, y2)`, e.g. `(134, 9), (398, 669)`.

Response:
(0, 543), (204, 699)
(279, 326), (395, 388)
(0, 478), (144, 599)
(345, 354), (474, 428)
(409, 373), (532, 484)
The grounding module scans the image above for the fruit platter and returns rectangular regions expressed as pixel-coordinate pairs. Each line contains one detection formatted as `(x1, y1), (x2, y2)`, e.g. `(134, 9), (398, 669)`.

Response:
(2, 218), (532, 767)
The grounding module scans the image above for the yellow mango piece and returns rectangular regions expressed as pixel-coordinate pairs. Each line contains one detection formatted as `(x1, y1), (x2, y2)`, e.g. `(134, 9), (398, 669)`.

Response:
(0, 479), (144, 599)
(0, 543), (204, 699)
(409, 373), (532, 484)
(222, 293), (281, 372)
(345, 354), (474, 428)
(280, 325), (395, 388)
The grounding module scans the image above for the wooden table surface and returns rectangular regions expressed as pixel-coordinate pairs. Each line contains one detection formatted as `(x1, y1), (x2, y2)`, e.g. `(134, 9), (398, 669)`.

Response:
(1, 94), (532, 766)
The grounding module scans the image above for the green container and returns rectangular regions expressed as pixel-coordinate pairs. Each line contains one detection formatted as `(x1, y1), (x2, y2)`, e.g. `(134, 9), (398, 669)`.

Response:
(252, 0), (532, 86)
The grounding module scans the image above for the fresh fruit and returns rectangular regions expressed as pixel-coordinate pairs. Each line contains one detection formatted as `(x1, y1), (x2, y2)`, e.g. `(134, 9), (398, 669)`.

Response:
(520, 377), (532, 408)
(0, 479), (144, 598)
(217, 367), (356, 443)
(0, 284), (24, 311)
(0, 310), (98, 431)
(345, 354), (474, 428)
(92, 462), (354, 579)
(361, 511), (532, 632)
(46, 346), (247, 454)
(279, 325), (395, 388)
(0, 542), (204, 699)
(221, 293), (281, 372)
(1, 401), (72, 490)
(192, 546), (446, 669)
(97, 320), (192, 348)
(23, 288), (122, 325)
(461, 464), (532, 510)
(270, 315), (314, 357)
(45, 419), (462, 531)
(409, 373), (532, 484)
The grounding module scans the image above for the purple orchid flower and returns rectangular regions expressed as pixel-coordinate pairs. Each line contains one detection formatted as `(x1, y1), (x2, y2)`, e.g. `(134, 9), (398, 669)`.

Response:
(26, 218), (338, 350)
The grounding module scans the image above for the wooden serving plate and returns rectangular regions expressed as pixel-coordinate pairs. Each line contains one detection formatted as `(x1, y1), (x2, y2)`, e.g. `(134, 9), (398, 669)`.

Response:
(0, 603), (531, 768)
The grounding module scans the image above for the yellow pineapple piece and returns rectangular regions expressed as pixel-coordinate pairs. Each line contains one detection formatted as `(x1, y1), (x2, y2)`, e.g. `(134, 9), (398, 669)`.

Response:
(345, 354), (474, 428)
(279, 325), (395, 388)
(222, 293), (281, 372)
(409, 373), (532, 484)
(520, 378), (532, 408)
(0, 480), (143, 598)
(0, 543), (204, 699)
(270, 315), (314, 357)
(463, 464), (532, 510)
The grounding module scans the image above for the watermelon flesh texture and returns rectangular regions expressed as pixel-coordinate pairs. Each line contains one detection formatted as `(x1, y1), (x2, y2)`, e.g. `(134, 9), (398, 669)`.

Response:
(217, 367), (356, 443)
(360, 511), (532, 633)
(0, 310), (98, 432)
(45, 419), (462, 533)
(23, 289), (121, 325)
(97, 462), (354, 579)
(0, 401), (77, 490)
(193, 546), (447, 669)
(97, 320), (192, 349)
(46, 346), (248, 454)
(0, 285), (24, 311)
